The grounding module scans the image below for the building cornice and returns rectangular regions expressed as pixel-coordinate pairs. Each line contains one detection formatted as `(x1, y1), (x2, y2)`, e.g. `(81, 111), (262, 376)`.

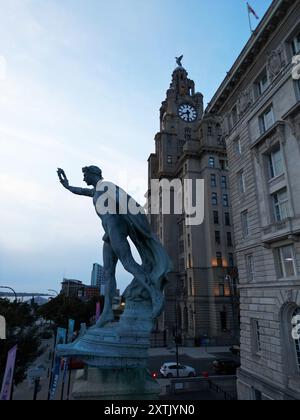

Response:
(282, 100), (300, 119)
(206, 0), (296, 115)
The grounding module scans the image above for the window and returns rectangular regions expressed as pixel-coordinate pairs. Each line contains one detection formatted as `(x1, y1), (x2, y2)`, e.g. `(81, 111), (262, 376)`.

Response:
(291, 32), (300, 55)
(212, 193), (218, 206)
(228, 253), (234, 268)
(213, 211), (219, 224)
(238, 170), (246, 194)
(246, 254), (254, 282)
(252, 319), (262, 353)
(223, 194), (229, 207)
(241, 211), (249, 237)
(187, 234), (191, 248)
(189, 278), (193, 296)
(225, 212), (231, 226)
(221, 176), (227, 189)
(185, 128), (191, 140)
(220, 159), (228, 170)
(260, 106), (275, 133)
(209, 157), (215, 168)
(179, 258), (185, 272)
(273, 188), (289, 222)
(216, 252), (223, 267)
(268, 147), (284, 179)
(190, 308), (194, 329)
(208, 126), (213, 136)
(276, 245), (297, 278)
(220, 311), (227, 331)
(254, 390), (263, 401)
(231, 106), (238, 126)
(234, 137), (242, 155)
(188, 254), (193, 269)
(211, 174), (217, 188)
(215, 231), (221, 245)
(217, 134), (224, 146)
(292, 307), (300, 371)
(167, 155), (173, 165)
(219, 284), (225, 297)
(227, 232), (233, 247)
(257, 70), (269, 96)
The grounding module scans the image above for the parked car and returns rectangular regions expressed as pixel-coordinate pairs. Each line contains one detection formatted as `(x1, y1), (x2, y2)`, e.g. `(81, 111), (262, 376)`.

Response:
(230, 345), (240, 356)
(212, 359), (240, 375)
(160, 363), (196, 378)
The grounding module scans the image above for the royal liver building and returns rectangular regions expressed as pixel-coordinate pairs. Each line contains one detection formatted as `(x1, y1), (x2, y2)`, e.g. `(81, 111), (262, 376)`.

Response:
(148, 62), (239, 347)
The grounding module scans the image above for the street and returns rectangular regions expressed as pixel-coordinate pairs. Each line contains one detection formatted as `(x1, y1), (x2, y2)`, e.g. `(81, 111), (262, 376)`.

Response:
(11, 340), (238, 400)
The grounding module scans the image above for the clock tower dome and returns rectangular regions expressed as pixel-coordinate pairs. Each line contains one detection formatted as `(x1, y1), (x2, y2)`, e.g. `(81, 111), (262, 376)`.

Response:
(160, 64), (203, 141)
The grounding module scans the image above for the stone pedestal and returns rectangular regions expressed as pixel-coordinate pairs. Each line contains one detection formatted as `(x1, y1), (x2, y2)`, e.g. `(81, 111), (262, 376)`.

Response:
(58, 297), (162, 400)
(72, 368), (160, 401)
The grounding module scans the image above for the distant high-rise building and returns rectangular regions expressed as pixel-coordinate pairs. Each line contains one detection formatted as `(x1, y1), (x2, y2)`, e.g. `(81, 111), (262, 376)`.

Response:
(91, 263), (106, 295)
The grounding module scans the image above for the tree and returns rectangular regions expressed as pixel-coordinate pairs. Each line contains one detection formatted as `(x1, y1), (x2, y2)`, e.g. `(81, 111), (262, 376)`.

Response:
(0, 299), (43, 386)
(38, 295), (104, 331)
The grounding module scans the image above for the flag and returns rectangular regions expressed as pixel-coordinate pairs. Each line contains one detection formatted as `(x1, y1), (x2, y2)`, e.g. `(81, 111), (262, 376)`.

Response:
(96, 301), (101, 321)
(49, 328), (67, 401)
(0, 345), (17, 400)
(247, 2), (259, 20)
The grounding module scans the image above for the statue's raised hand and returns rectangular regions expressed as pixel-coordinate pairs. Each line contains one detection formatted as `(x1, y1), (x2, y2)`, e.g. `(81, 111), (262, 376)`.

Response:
(57, 168), (70, 189)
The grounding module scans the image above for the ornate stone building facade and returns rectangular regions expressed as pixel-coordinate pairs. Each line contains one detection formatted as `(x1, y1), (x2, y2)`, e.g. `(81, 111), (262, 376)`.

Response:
(207, 0), (300, 400)
(148, 66), (239, 346)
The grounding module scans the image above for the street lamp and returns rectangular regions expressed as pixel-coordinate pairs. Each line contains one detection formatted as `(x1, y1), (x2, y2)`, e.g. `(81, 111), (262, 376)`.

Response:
(174, 300), (180, 378)
(0, 286), (17, 302)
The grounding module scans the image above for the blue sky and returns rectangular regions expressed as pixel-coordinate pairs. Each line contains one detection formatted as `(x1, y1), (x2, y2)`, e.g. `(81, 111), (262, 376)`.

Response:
(0, 0), (272, 295)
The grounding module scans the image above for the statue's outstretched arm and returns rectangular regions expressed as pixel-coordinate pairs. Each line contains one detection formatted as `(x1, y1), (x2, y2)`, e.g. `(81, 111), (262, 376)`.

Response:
(68, 186), (95, 197)
(57, 168), (94, 197)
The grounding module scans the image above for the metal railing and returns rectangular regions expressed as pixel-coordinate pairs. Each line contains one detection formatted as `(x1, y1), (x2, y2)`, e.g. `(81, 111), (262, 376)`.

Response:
(208, 379), (237, 401)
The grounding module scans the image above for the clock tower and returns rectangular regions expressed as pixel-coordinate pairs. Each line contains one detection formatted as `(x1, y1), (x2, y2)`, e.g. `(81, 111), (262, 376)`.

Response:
(148, 60), (238, 347)
(160, 65), (203, 144)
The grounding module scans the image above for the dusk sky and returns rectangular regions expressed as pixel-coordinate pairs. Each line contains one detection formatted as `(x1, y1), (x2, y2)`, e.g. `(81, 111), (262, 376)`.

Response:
(0, 0), (272, 295)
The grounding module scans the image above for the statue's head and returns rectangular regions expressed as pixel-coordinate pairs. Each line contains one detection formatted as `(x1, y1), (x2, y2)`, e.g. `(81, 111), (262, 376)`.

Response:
(82, 166), (103, 186)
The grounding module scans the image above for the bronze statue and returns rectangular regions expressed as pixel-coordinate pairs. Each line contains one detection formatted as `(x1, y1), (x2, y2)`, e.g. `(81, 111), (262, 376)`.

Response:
(57, 166), (172, 327)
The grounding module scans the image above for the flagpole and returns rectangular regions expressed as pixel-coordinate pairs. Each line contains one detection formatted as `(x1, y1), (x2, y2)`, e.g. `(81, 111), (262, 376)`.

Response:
(247, 3), (253, 34)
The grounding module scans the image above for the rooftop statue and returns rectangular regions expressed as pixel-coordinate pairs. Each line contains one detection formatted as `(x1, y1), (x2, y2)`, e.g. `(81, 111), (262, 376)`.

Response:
(175, 55), (183, 67)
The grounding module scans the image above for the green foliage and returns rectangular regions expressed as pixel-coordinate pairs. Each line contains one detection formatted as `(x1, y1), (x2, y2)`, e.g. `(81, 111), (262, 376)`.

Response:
(0, 299), (43, 386)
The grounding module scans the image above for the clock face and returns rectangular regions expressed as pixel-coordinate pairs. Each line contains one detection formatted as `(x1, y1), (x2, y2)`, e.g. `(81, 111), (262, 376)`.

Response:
(178, 104), (197, 122)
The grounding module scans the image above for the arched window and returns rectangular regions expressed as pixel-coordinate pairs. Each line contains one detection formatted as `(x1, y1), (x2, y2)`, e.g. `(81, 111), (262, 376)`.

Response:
(281, 303), (300, 385)
(189, 307), (194, 331)
(292, 307), (300, 371)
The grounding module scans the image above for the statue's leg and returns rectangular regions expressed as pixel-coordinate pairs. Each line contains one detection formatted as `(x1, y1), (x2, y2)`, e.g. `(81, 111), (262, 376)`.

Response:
(95, 242), (118, 328)
(108, 223), (164, 319)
